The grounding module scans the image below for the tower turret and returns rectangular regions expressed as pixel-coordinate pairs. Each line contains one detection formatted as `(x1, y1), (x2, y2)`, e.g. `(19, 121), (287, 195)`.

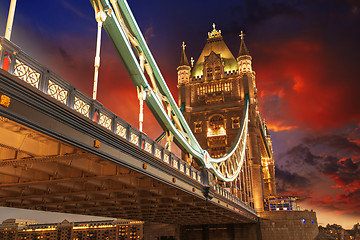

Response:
(177, 42), (191, 115)
(237, 31), (252, 74)
(237, 31), (257, 101)
(177, 42), (191, 85)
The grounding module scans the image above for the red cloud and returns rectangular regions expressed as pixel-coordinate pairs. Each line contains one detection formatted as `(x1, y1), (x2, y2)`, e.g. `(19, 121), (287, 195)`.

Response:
(255, 39), (360, 131)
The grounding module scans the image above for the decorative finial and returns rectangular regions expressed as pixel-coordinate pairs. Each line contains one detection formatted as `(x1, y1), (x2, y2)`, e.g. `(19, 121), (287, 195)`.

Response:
(208, 23), (222, 39)
(240, 30), (245, 40)
(182, 41), (186, 51)
(191, 57), (194, 67)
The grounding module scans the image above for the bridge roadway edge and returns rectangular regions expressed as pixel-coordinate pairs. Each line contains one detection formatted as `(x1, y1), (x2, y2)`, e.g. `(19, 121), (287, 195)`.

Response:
(0, 69), (258, 224)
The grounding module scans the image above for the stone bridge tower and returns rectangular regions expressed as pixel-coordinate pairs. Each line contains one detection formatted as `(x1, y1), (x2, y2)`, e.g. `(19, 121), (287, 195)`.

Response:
(177, 25), (276, 212)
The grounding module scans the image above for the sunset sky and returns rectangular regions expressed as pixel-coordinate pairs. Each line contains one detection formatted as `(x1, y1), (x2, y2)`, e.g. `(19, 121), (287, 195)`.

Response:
(0, 0), (359, 229)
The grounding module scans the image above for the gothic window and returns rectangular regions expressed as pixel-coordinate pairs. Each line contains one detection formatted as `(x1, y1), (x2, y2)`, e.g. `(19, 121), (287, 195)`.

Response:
(216, 84), (220, 92)
(214, 66), (221, 75)
(197, 86), (205, 95)
(210, 115), (224, 130)
(232, 117), (240, 129)
(178, 70), (188, 84)
(224, 82), (232, 91)
(214, 61), (221, 77)
(207, 67), (213, 77)
(207, 115), (226, 137)
(242, 63), (247, 72)
(194, 121), (202, 133)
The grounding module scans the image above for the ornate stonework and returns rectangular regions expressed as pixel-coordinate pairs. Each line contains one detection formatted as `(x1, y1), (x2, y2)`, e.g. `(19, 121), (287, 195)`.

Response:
(177, 26), (277, 211)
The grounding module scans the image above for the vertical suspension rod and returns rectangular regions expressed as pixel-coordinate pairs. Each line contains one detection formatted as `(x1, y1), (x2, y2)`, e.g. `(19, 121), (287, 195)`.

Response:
(92, 2), (107, 100)
(137, 86), (146, 132)
(5, 0), (17, 40)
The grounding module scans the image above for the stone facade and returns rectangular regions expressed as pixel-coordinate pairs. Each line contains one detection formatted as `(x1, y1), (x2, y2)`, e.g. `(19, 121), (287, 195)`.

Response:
(177, 25), (276, 211)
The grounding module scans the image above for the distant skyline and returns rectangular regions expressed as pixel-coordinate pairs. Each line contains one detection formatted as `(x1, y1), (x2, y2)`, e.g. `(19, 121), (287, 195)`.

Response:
(0, 0), (359, 229)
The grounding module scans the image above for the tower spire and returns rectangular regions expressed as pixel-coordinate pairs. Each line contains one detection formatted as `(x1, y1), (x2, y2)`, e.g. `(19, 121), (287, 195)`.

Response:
(177, 42), (191, 85)
(179, 41), (190, 67)
(237, 30), (254, 75)
(238, 30), (250, 57)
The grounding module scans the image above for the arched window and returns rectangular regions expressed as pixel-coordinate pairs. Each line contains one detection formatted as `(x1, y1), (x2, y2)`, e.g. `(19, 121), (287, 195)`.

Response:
(232, 117), (240, 129)
(206, 63), (213, 77)
(194, 121), (202, 133)
(207, 115), (226, 137)
(209, 115), (224, 130)
(214, 61), (221, 77)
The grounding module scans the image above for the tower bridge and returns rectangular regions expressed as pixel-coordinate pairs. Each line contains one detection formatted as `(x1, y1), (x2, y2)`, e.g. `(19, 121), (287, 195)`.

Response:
(0, 39), (256, 224)
(0, 0), (319, 239)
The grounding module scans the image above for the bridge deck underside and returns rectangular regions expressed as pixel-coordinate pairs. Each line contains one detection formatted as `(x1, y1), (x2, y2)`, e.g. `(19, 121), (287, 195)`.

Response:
(0, 118), (254, 225)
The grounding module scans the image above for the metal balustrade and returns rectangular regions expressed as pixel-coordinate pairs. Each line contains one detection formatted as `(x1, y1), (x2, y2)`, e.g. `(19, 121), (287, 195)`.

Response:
(0, 37), (248, 208)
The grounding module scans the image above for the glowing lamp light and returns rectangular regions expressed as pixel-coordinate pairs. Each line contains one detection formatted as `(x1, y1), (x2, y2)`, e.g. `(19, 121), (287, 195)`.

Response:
(302, 219), (306, 223)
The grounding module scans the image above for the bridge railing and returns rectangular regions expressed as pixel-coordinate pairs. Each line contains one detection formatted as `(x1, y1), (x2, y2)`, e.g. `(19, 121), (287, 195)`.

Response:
(0, 37), (251, 208)
(0, 38), (203, 182)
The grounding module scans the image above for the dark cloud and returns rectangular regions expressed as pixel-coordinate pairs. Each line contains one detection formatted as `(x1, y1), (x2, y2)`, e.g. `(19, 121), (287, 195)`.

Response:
(279, 144), (321, 166)
(276, 131), (360, 215)
(304, 135), (360, 155)
(279, 139), (360, 188)
(275, 167), (310, 193)
(242, 0), (305, 24)
(320, 156), (360, 187)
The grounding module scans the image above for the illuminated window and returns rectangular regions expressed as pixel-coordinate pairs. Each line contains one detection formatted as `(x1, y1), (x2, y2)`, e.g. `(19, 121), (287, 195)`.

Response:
(214, 61), (221, 77)
(242, 63), (247, 72)
(216, 84), (221, 92)
(208, 115), (226, 137)
(194, 121), (202, 133)
(210, 115), (224, 131)
(224, 82), (231, 91)
(232, 117), (240, 129)
(207, 67), (213, 77)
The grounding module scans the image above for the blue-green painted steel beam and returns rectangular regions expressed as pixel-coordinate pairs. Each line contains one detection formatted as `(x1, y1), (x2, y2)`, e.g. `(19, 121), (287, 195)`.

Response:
(89, 0), (250, 182)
